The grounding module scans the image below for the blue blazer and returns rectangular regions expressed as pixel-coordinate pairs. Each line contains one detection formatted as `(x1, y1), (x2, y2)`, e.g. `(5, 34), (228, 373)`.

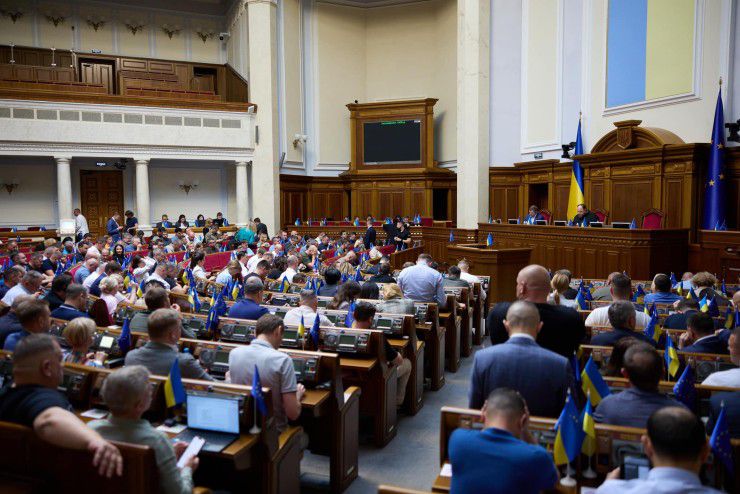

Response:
(469, 337), (573, 418)
(681, 334), (729, 355)
(590, 327), (657, 348)
(106, 218), (121, 241)
(50, 305), (91, 321)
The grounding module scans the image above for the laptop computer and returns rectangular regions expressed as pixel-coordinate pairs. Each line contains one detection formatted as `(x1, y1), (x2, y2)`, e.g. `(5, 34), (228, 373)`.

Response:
(553, 220), (567, 226)
(589, 221), (604, 228)
(507, 219), (519, 224)
(534, 220), (548, 226)
(611, 222), (631, 229)
(176, 392), (241, 453)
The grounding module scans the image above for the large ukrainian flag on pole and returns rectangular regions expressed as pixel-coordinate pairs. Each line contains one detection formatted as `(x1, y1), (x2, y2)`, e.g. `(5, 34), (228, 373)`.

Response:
(567, 119), (586, 220)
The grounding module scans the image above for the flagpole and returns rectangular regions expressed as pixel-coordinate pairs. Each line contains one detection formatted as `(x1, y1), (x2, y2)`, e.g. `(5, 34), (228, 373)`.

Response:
(583, 391), (597, 479)
(249, 397), (261, 434)
(561, 465), (576, 487)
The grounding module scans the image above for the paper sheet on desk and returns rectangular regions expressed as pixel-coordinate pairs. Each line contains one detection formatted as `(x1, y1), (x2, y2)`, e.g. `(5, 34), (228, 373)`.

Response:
(177, 436), (205, 469)
(156, 423), (187, 434)
(81, 409), (108, 419)
(440, 463), (452, 477)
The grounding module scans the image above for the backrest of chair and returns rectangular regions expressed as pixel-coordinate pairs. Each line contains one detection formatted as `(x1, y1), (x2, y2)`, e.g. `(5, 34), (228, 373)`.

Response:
(594, 208), (609, 223)
(89, 298), (113, 327)
(539, 209), (552, 224)
(641, 208), (664, 229)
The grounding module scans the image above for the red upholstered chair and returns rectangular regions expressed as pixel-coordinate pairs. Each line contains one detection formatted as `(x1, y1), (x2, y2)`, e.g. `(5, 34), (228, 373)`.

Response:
(0, 228), (11, 232)
(594, 209), (609, 224)
(27, 226), (41, 231)
(540, 209), (552, 224)
(420, 217), (434, 227)
(641, 208), (664, 229)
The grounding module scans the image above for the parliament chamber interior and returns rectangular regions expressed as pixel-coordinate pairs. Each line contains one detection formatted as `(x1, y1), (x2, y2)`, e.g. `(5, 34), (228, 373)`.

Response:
(0, 0), (739, 493)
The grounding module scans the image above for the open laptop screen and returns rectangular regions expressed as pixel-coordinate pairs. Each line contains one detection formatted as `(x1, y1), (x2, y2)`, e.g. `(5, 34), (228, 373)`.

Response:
(186, 393), (240, 434)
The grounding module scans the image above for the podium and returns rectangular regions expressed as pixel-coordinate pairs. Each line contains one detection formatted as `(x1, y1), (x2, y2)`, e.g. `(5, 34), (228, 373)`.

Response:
(447, 244), (532, 304)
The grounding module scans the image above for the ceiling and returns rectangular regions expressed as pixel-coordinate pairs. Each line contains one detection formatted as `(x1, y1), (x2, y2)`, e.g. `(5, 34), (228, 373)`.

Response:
(107, 0), (232, 16)
(317, 0), (432, 7)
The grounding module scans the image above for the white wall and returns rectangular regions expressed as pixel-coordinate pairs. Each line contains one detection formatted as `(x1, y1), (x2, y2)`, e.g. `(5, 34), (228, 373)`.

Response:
(0, 159), (56, 227)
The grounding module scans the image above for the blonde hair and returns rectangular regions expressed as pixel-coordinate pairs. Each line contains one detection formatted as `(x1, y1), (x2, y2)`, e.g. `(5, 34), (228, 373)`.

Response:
(100, 274), (122, 294)
(550, 272), (571, 306)
(691, 271), (717, 288)
(62, 317), (96, 348)
(382, 283), (403, 300)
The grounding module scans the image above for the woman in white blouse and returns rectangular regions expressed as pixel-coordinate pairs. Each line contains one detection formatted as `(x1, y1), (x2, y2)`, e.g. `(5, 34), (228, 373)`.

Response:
(189, 252), (210, 280)
(548, 272), (578, 309)
(99, 274), (137, 317)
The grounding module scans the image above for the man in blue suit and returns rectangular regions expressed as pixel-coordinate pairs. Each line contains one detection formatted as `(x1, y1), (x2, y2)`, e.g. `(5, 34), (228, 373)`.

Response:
(590, 300), (657, 348)
(679, 312), (729, 354)
(50, 284), (91, 321)
(469, 301), (573, 418)
(106, 213), (123, 242)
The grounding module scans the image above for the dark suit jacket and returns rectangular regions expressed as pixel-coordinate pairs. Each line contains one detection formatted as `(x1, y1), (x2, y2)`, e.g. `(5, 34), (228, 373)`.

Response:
(681, 334), (729, 354)
(255, 223), (268, 238)
(469, 337), (573, 418)
(155, 221), (172, 230)
(124, 341), (213, 380)
(43, 291), (66, 312)
(487, 302), (585, 359)
(706, 391), (740, 439)
(663, 310), (697, 330)
(50, 304), (91, 321)
(590, 327), (657, 348)
(0, 313), (22, 348)
(363, 227), (376, 249)
(572, 210), (600, 226)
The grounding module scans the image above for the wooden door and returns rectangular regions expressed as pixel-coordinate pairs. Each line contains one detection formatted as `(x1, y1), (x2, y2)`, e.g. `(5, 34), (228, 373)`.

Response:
(80, 170), (124, 238)
(80, 61), (114, 93)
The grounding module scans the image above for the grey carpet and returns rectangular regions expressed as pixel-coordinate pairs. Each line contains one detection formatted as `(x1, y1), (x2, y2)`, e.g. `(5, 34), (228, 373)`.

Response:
(302, 342), (485, 493)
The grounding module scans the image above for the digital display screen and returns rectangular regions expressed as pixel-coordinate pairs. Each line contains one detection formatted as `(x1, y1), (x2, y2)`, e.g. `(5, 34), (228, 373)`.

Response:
(99, 336), (114, 349)
(339, 334), (356, 345)
(186, 393), (240, 434)
(233, 325), (247, 335)
(376, 318), (392, 329)
(293, 359), (305, 373)
(327, 314), (339, 324)
(283, 329), (298, 340)
(363, 120), (421, 165)
(215, 351), (229, 364)
(318, 300), (328, 308)
(188, 319), (204, 330)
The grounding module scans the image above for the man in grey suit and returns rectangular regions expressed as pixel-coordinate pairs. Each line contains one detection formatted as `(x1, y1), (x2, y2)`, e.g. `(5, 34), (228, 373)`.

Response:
(124, 308), (213, 381)
(469, 301), (573, 418)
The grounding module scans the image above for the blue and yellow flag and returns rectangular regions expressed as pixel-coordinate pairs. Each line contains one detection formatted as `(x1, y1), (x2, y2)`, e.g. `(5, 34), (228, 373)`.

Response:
(486, 233), (493, 247)
(699, 295), (709, 313)
(553, 392), (583, 466)
(724, 306), (738, 330)
(710, 401), (734, 475)
(643, 305), (662, 344)
(702, 88), (727, 230)
(567, 119), (586, 220)
(164, 358), (186, 408)
(310, 312), (321, 346)
(449, 230), (454, 243)
(632, 284), (645, 304)
(278, 278), (289, 293)
(344, 301), (355, 327)
(117, 317), (132, 354)
(252, 365), (268, 416)
(581, 356), (610, 406)
(188, 286), (201, 312)
(673, 364), (696, 410)
(707, 297), (719, 318)
(575, 289), (588, 310)
(297, 314), (305, 338)
(581, 394), (596, 456)
(664, 335), (680, 378)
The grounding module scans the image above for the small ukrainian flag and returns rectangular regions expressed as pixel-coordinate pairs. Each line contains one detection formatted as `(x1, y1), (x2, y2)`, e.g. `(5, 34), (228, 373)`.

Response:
(164, 358), (186, 408)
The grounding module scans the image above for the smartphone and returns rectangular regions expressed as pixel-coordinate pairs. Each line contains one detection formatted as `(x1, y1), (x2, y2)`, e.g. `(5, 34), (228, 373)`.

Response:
(620, 454), (651, 480)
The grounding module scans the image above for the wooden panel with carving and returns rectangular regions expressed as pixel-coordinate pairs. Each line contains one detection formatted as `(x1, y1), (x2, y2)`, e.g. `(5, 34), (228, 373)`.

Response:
(80, 170), (124, 238)
(611, 180), (653, 223)
(553, 184), (570, 220)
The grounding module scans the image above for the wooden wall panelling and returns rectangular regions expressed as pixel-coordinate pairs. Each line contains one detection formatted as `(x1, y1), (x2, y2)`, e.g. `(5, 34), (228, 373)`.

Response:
(410, 189), (425, 217)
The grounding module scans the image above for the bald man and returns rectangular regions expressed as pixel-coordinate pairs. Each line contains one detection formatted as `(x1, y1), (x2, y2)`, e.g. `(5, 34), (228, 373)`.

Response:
(486, 265), (585, 359)
(0, 334), (123, 478)
(471, 302), (573, 417)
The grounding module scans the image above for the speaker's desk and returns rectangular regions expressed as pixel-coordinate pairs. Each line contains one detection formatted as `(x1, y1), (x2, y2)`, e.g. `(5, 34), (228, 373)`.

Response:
(477, 223), (689, 280)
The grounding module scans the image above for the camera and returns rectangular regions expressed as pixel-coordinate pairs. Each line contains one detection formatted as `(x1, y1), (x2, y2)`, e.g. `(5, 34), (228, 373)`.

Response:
(219, 32), (231, 41)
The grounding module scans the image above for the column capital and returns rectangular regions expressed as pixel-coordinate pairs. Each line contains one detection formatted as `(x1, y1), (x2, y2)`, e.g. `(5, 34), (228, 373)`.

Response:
(246, 0), (277, 5)
(54, 156), (72, 164)
(134, 158), (151, 165)
(235, 160), (250, 167)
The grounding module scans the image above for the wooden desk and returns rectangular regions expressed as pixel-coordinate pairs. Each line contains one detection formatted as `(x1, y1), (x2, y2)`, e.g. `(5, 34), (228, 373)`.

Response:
(478, 223), (689, 280)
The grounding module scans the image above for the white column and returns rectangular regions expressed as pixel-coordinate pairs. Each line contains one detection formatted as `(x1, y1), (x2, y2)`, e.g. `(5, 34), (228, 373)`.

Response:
(456, 0), (490, 229)
(55, 156), (74, 234)
(235, 160), (249, 227)
(247, 0), (281, 235)
(135, 158), (152, 233)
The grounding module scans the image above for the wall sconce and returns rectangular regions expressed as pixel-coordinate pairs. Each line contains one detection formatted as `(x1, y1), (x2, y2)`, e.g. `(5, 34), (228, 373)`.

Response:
(725, 119), (740, 143)
(50, 47), (56, 67)
(8, 42), (15, 64)
(86, 16), (106, 31)
(161, 24), (182, 39)
(292, 134), (308, 148)
(561, 141), (576, 159)
(44, 13), (66, 27)
(0, 7), (24, 23)
(195, 29), (215, 43)
(178, 180), (198, 195)
(124, 21), (146, 35)
(0, 178), (20, 195)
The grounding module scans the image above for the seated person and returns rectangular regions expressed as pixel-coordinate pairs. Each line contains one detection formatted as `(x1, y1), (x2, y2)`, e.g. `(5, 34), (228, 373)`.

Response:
(368, 260), (395, 284)
(396, 254), (445, 305)
(0, 266), (24, 300)
(4, 299), (51, 351)
(679, 312), (728, 354)
(585, 274), (650, 329)
(89, 366), (198, 493)
(443, 266), (470, 288)
(547, 272), (578, 309)
(326, 281), (361, 310)
(50, 283), (91, 321)
(449, 388), (558, 494)
(124, 309), (213, 381)
(590, 300), (657, 347)
(228, 277), (269, 321)
(554, 269), (578, 299)
(592, 272), (620, 301)
(378, 283), (415, 315)
(88, 261), (124, 297)
(228, 314), (305, 430)
(690, 271), (727, 303)
(572, 203), (599, 227)
(129, 286), (186, 334)
(284, 289), (334, 328)
(353, 302), (411, 407)
(596, 407), (720, 494)
(359, 281), (380, 300)
(523, 204), (545, 224)
(317, 267), (341, 297)
(99, 275), (137, 319)
(215, 260), (242, 286)
(603, 337), (643, 377)
(706, 389), (740, 440)
(662, 299), (700, 330)
(0, 334), (123, 478)
(593, 344), (684, 428)
(278, 256), (300, 284)
(469, 301), (573, 418)
(43, 274), (72, 312)
(488, 265), (585, 359)
(702, 326), (739, 388)
(0, 294), (32, 347)
(644, 274), (680, 305)
(1, 270), (44, 306)
(61, 317), (104, 367)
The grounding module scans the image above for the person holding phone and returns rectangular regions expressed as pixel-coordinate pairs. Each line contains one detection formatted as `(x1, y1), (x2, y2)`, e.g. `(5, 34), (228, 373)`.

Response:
(595, 407), (720, 493)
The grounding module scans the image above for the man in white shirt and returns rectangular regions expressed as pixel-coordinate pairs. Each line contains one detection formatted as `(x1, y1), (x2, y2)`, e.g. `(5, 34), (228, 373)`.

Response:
(458, 259), (486, 301)
(74, 208), (89, 241)
(83, 263), (106, 289)
(278, 255), (299, 284)
(1, 271), (43, 305)
(215, 260), (242, 286)
(246, 249), (268, 272)
(585, 273), (650, 329)
(702, 327), (739, 388)
(146, 264), (172, 291)
(283, 290), (334, 328)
